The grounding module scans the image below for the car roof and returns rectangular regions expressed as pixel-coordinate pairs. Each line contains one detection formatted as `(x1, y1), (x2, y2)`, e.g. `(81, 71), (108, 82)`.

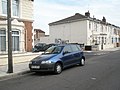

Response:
(57, 44), (78, 47)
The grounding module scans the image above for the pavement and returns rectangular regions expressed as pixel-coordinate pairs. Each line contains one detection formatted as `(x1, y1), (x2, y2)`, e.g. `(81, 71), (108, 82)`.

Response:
(0, 47), (120, 81)
(0, 52), (42, 81)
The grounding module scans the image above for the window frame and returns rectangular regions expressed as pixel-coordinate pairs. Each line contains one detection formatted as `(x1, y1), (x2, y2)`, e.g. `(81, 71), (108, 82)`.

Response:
(0, 28), (6, 51)
(12, 29), (20, 51)
(1, 0), (19, 17)
(12, 0), (19, 17)
(1, 0), (7, 15)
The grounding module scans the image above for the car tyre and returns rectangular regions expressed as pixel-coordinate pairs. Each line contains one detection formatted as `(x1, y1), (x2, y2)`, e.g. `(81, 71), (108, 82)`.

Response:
(79, 58), (85, 66)
(54, 63), (62, 74)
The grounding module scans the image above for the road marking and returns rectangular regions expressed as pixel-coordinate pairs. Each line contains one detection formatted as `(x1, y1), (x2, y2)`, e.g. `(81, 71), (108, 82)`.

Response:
(91, 77), (96, 80)
(94, 53), (106, 55)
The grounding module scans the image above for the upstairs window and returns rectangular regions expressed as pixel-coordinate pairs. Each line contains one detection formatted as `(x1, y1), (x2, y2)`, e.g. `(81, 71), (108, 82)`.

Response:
(2, 0), (7, 14)
(101, 25), (103, 32)
(89, 22), (91, 30)
(2, 0), (19, 17)
(12, 0), (19, 16)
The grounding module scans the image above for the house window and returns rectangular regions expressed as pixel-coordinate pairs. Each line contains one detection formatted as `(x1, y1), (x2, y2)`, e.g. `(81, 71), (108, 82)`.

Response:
(104, 37), (106, 45)
(12, 0), (19, 16)
(98, 37), (100, 44)
(101, 25), (103, 32)
(12, 30), (19, 51)
(89, 22), (91, 30)
(115, 37), (117, 43)
(112, 37), (113, 44)
(0, 29), (6, 51)
(2, 0), (7, 14)
(2, 0), (19, 16)
(95, 24), (97, 31)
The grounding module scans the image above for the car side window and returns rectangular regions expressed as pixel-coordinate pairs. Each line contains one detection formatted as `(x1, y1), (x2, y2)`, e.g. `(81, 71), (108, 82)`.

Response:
(76, 45), (82, 51)
(63, 45), (72, 54)
(71, 45), (80, 52)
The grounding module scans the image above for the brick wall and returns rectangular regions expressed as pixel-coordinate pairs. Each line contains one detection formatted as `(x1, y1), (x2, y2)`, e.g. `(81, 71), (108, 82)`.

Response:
(23, 21), (33, 52)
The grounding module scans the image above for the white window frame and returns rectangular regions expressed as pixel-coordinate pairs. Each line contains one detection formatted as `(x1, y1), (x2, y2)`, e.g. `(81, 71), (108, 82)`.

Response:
(12, 0), (19, 17)
(1, 0), (19, 17)
(12, 29), (20, 51)
(0, 28), (6, 51)
(1, 0), (7, 15)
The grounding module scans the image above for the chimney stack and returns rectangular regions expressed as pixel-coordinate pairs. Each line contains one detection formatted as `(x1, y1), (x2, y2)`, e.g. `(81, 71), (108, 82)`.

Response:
(102, 16), (106, 23)
(85, 11), (90, 17)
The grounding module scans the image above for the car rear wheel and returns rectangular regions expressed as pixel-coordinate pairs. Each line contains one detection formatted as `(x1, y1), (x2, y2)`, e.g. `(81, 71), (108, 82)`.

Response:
(79, 58), (85, 66)
(54, 63), (62, 74)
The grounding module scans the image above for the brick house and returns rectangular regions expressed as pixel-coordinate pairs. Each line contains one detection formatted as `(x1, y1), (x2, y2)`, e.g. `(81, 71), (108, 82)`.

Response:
(34, 29), (46, 45)
(0, 0), (34, 54)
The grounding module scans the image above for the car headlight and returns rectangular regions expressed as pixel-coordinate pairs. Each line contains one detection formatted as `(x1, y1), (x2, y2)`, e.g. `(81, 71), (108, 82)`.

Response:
(41, 61), (52, 64)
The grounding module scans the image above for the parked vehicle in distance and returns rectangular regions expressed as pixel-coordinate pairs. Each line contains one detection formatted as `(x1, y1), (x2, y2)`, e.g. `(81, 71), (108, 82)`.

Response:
(32, 43), (46, 52)
(43, 43), (58, 51)
(29, 44), (85, 74)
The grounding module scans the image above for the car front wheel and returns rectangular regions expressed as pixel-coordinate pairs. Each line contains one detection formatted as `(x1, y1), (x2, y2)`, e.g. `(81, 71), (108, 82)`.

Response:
(54, 63), (62, 74)
(79, 58), (85, 66)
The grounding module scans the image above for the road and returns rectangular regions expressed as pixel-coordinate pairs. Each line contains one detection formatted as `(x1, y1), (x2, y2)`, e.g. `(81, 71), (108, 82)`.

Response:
(0, 50), (120, 90)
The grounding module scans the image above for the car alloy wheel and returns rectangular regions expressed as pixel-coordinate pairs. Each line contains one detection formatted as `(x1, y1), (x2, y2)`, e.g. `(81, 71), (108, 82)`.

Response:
(54, 63), (62, 74)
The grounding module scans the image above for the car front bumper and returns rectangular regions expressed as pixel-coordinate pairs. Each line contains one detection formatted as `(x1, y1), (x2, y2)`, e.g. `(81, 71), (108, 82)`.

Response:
(29, 63), (55, 72)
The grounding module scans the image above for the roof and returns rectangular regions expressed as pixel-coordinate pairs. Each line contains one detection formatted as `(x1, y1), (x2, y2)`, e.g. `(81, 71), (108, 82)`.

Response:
(49, 12), (120, 29)
(49, 13), (88, 26)
(34, 29), (45, 33)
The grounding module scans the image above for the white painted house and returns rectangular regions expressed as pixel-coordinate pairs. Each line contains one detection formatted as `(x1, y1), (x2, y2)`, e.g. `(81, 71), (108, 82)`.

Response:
(40, 11), (120, 50)
(0, 0), (34, 54)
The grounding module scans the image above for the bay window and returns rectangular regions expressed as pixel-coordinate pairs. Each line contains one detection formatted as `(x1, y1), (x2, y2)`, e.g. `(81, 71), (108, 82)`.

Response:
(0, 29), (6, 51)
(12, 30), (19, 51)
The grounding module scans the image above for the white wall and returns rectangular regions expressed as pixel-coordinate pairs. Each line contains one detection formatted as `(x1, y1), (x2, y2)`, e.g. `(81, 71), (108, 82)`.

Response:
(49, 20), (88, 44)
(40, 37), (51, 44)
(20, 0), (33, 20)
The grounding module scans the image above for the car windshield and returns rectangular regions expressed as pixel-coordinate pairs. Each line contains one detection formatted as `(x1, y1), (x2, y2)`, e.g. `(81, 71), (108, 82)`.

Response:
(44, 46), (63, 54)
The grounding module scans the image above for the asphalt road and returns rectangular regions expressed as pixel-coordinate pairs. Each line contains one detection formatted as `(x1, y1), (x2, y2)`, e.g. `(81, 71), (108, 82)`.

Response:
(0, 50), (120, 90)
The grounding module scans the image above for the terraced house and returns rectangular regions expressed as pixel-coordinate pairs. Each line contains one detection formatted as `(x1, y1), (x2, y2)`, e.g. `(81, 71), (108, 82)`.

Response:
(0, 0), (34, 54)
(42, 11), (120, 50)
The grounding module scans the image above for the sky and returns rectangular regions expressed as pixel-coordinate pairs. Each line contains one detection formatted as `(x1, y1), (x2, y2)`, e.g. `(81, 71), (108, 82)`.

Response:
(34, 0), (120, 35)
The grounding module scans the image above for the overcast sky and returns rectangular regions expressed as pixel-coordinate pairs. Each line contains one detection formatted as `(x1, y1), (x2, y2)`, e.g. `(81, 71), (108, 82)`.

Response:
(34, 0), (120, 35)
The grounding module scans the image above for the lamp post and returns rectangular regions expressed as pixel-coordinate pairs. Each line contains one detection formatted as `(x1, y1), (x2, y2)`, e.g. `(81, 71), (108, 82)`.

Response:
(7, 0), (13, 73)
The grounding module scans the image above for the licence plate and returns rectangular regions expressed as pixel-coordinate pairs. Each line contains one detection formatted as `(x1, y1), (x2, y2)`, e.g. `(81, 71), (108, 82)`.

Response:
(31, 66), (40, 69)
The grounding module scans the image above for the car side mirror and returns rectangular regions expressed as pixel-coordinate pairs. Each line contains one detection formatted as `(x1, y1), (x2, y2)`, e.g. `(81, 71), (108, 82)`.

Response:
(63, 51), (69, 55)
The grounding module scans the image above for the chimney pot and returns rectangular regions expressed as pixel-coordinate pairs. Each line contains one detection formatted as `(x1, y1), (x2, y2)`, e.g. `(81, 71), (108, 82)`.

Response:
(85, 11), (90, 17)
(102, 16), (106, 23)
